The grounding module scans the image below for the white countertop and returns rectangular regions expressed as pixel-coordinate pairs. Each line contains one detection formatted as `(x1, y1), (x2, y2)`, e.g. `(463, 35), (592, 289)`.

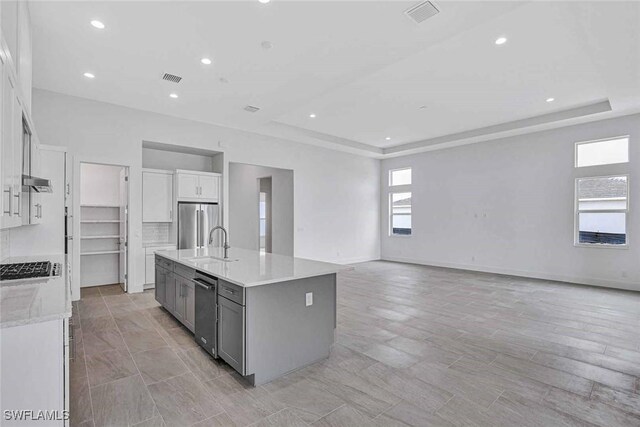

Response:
(157, 247), (346, 287)
(1, 254), (71, 328)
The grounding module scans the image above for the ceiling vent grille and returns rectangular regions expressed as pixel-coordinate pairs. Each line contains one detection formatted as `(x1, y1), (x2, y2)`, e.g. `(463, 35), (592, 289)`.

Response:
(162, 73), (182, 83)
(243, 105), (260, 113)
(405, 1), (440, 24)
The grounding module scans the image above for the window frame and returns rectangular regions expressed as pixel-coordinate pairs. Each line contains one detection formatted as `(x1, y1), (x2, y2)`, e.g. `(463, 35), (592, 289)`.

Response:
(574, 135), (630, 168)
(389, 191), (412, 237)
(389, 167), (412, 187)
(574, 173), (629, 249)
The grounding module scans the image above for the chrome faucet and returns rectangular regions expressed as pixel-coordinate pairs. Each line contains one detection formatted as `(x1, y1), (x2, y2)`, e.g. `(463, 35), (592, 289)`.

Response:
(208, 225), (231, 259)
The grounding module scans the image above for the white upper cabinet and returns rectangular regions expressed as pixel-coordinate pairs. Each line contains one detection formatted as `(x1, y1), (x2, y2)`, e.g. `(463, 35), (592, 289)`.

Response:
(1, 55), (23, 229)
(142, 169), (173, 223)
(176, 170), (220, 203)
(1, 0), (35, 229)
(176, 172), (199, 200)
(198, 174), (220, 201)
(17, 0), (31, 113)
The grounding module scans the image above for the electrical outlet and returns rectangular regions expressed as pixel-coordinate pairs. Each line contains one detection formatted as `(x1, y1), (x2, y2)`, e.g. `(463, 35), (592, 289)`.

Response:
(305, 292), (313, 307)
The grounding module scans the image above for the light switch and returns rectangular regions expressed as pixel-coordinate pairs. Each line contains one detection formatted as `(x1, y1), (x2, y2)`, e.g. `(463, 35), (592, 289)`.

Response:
(305, 292), (313, 307)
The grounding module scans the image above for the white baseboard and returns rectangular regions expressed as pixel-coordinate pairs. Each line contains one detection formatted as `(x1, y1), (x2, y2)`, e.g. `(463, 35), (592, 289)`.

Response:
(381, 256), (639, 292)
(333, 256), (381, 265)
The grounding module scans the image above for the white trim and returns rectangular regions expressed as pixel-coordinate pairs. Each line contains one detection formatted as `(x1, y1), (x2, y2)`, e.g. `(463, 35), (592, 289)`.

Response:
(381, 256), (640, 292)
(142, 168), (174, 175)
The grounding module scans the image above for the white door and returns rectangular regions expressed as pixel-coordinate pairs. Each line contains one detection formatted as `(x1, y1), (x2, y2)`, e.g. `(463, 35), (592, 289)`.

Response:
(177, 173), (199, 199)
(119, 168), (128, 292)
(143, 172), (173, 222)
(199, 175), (219, 201)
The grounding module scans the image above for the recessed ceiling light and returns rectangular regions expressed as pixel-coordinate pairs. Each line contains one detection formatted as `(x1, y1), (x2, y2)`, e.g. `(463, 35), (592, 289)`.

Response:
(309, 113), (316, 118)
(546, 97), (555, 103)
(258, 0), (271, 4)
(201, 58), (212, 65)
(495, 37), (507, 45)
(90, 20), (105, 29)
(83, 72), (95, 79)
(385, 137), (391, 141)
(169, 93), (178, 99)
(261, 41), (273, 50)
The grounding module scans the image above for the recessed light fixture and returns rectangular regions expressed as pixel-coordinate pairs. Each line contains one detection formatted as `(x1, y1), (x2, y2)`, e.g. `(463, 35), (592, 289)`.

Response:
(83, 72), (95, 79)
(261, 41), (273, 50)
(385, 137), (391, 141)
(495, 36), (507, 45)
(90, 20), (105, 29)
(201, 58), (212, 65)
(169, 93), (178, 99)
(546, 97), (555, 103)
(258, 0), (271, 4)
(309, 113), (316, 118)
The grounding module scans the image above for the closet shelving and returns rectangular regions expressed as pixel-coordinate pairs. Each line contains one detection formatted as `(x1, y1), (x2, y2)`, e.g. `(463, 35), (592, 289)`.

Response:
(80, 205), (122, 286)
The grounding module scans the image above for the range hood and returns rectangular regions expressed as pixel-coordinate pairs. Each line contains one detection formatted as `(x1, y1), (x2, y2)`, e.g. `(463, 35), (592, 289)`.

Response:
(22, 175), (53, 193)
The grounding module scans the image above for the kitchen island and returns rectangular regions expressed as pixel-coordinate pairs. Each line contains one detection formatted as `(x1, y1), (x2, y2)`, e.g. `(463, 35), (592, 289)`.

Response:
(154, 246), (343, 386)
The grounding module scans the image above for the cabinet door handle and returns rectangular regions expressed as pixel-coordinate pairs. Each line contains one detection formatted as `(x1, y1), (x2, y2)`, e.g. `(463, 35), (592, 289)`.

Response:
(169, 209), (172, 220)
(13, 192), (20, 216)
(3, 187), (11, 214)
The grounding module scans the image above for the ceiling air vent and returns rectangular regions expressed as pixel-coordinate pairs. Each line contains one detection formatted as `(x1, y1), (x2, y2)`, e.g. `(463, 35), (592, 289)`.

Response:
(243, 105), (260, 113)
(162, 73), (182, 83)
(405, 1), (440, 24)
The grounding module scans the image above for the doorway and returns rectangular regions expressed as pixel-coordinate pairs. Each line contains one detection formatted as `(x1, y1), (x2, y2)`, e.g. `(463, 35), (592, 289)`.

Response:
(79, 162), (129, 292)
(258, 177), (272, 254)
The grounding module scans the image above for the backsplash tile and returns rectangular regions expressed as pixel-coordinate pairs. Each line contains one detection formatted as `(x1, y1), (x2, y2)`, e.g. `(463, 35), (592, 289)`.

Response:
(143, 223), (170, 243)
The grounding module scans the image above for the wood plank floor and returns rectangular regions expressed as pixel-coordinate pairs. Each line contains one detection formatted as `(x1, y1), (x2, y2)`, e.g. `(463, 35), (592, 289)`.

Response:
(70, 261), (640, 426)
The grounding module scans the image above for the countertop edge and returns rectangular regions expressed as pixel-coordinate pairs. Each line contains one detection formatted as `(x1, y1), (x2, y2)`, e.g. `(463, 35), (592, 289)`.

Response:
(156, 252), (344, 288)
(1, 308), (72, 329)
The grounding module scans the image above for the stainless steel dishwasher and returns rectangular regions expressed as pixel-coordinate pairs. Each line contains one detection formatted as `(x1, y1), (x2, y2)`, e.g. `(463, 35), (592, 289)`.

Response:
(193, 272), (218, 358)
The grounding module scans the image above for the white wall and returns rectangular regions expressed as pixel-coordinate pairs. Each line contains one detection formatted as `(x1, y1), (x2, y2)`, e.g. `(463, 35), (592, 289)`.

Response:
(80, 163), (122, 206)
(229, 163), (294, 256)
(381, 113), (640, 291)
(32, 89), (380, 295)
(142, 147), (217, 172)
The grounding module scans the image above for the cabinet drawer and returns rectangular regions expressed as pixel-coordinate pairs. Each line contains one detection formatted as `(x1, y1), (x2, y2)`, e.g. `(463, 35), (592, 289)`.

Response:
(155, 255), (173, 271)
(218, 280), (244, 305)
(174, 264), (195, 280)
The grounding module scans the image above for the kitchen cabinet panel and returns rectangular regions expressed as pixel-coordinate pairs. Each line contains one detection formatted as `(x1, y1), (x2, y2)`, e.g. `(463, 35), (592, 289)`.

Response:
(218, 295), (245, 375)
(198, 174), (219, 201)
(165, 272), (176, 314)
(176, 172), (199, 200)
(154, 265), (166, 305)
(176, 170), (220, 202)
(183, 280), (195, 332)
(1, 58), (22, 229)
(142, 171), (173, 223)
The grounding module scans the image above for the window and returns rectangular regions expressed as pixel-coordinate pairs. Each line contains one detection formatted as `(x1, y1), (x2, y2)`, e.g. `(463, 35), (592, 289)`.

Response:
(390, 192), (412, 236)
(576, 136), (629, 168)
(390, 168), (412, 186)
(576, 175), (628, 246)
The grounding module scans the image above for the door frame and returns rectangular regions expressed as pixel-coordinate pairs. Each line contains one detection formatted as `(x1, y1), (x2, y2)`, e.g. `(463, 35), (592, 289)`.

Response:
(73, 159), (130, 296)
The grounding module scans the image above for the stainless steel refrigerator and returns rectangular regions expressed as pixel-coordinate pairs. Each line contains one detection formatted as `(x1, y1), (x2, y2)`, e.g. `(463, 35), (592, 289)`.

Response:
(178, 202), (220, 249)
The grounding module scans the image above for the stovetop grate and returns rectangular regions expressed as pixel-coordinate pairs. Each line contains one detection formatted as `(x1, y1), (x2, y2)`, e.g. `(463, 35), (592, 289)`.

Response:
(0, 261), (53, 281)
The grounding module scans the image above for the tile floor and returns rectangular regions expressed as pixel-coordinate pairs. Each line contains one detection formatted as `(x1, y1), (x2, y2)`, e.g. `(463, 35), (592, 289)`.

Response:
(70, 261), (640, 426)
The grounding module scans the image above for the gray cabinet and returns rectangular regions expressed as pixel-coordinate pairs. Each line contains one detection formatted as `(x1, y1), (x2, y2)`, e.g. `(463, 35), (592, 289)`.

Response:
(218, 294), (245, 374)
(165, 272), (177, 314)
(154, 265), (166, 305)
(174, 276), (195, 332)
(174, 276), (185, 323)
(184, 280), (195, 332)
